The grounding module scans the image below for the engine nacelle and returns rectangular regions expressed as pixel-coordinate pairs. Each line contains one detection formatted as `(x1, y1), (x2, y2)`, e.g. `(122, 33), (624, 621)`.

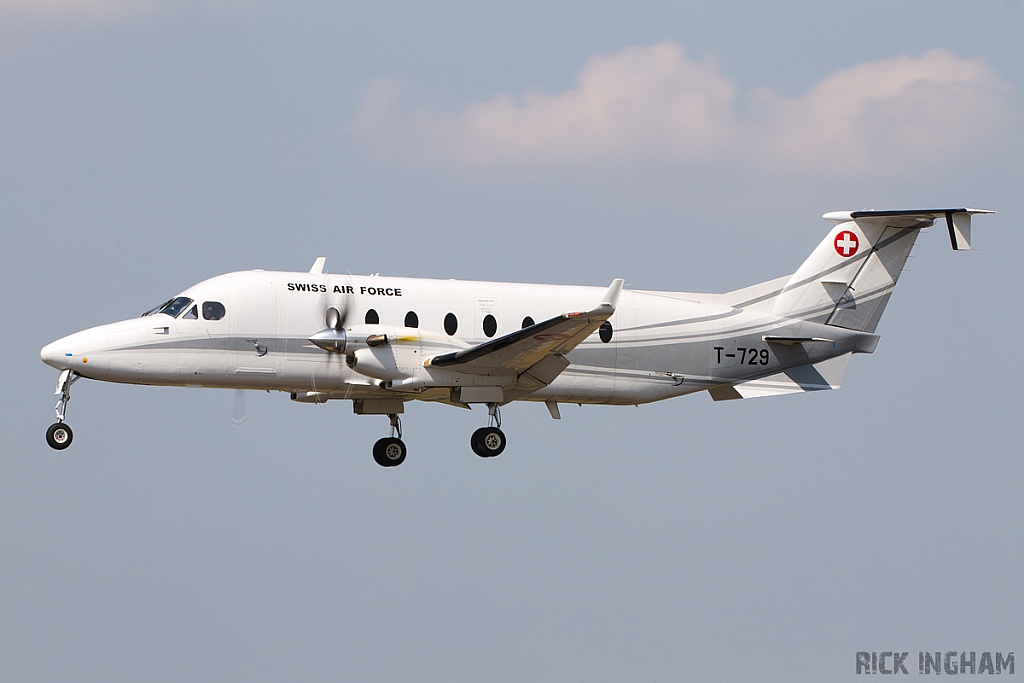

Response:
(344, 327), (473, 385)
(309, 324), (392, 355)
(351, 346), (403, 381)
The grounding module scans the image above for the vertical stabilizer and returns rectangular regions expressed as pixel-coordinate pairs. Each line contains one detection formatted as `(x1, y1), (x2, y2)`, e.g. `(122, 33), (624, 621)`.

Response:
(771, 209), (991, 333)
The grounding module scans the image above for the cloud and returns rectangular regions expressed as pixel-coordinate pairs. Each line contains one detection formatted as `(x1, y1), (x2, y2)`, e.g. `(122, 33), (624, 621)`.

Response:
(751, 49), (1015, 172)
(350, 42), (1016, 174)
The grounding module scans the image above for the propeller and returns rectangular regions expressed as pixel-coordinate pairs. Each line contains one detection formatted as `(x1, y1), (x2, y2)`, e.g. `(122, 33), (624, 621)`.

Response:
(309, 271), (354, 354)
(325, 305), (344, 331)
(231, 389), (247, 426)
(310, 304), (348, 353)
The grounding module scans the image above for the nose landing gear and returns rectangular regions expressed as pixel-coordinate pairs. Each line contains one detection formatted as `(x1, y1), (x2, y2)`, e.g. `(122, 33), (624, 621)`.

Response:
(372, 413), (407, 467)
(46, 370), (78, 450)
(46, 422), (73, 450)
(471, 403), (506, 458)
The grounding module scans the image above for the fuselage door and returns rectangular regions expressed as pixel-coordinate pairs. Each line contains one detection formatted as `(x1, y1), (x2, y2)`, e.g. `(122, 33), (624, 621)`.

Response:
(231, 274), (280, 377)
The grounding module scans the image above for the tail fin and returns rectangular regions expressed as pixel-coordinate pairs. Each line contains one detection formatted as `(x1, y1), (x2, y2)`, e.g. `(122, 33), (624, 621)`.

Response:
(770, 208), (992, 333)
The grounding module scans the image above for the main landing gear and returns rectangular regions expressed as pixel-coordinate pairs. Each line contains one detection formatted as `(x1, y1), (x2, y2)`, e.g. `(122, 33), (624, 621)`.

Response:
(373, 414), (407, 468)
(370, 403), (507, 466)
(471, 403), (506, 458)
(46, 370), (78, 450)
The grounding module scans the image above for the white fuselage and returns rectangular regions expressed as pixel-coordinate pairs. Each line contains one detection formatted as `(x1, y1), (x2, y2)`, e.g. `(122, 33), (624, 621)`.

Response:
(40, 269), (868, 406)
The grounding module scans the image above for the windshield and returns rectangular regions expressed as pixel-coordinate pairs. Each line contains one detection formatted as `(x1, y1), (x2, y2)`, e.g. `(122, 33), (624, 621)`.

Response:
(142, 296), (194, 318)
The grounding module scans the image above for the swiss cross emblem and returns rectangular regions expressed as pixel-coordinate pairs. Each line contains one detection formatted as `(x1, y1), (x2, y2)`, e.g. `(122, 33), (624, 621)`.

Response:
(834, 230), (859, 257)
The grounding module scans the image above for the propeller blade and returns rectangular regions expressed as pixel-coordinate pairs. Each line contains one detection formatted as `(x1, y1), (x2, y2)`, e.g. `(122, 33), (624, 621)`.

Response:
(323, 272), (356, 330)
(231, 389), (247, 426)
(314, 274), (355, 353)
(326, 306), (344, 330)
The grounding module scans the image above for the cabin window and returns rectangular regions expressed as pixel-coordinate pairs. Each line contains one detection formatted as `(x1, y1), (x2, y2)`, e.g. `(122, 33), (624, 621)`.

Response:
(146, 296), (193, 318)
(182, 305), (198, 320)
(202, 301), (226, 320)
(444, 312), (458, 335)
(599, 321), (613, 343)
(365, 309), (379, 325)
(522, 316), (535, 328)
(483, 314), (497, 337)
(405, 311), (419, 328)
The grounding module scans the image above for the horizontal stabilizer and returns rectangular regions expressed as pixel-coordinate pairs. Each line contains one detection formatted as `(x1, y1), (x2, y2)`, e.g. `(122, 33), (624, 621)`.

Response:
(709, 353), (852, 401)
(762, 335), (836, 345)
(826, 208), (994, 251)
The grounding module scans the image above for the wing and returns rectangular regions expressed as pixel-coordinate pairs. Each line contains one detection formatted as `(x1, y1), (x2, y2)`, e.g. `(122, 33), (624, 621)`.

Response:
(426, 279), (624, 382)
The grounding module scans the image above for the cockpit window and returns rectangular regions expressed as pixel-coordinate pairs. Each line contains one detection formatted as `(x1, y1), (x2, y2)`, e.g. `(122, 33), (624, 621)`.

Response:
(142, 300), (170, 317)
(183, 305), (198, 320)
(202, 301), (226, 320)
(143, 296), (194, 318)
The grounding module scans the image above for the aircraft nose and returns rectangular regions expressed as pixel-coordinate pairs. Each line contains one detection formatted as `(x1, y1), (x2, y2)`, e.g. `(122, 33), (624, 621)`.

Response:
(40, 338), (72, 370)
(41, 327), (102, 370)
(41, 322), (128, 376)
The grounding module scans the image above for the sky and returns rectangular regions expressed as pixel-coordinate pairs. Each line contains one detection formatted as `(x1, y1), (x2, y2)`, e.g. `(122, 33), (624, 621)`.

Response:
(1, 2), (1022, 681)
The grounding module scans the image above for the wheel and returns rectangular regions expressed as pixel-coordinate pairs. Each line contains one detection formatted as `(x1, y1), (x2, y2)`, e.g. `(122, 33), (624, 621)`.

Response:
(46, 422), (73, 450)
(373, 437), (407, 467)
(471, 427), (505, 458)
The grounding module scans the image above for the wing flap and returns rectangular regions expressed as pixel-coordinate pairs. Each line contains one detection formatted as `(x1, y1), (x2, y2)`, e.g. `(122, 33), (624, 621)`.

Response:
(515, 354), (571, 392)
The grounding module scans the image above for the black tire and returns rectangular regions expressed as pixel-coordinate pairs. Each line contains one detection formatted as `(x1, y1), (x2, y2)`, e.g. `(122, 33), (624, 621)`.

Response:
(470, 427), (505, 458)
(46, 423), (73, 450)
(373, 437), (407, 467)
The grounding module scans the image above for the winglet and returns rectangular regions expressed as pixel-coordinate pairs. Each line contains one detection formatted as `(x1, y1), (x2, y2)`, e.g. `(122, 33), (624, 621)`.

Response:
(309, 257), (326, 274)
(945, 209), (994, 251)
(598, 279), (625, 312)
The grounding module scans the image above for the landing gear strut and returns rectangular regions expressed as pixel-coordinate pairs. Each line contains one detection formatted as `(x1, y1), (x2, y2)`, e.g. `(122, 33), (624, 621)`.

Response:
(471, 403), (506, 458)
(373, 413), (407, 467)
(46, 370), (78, 450)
